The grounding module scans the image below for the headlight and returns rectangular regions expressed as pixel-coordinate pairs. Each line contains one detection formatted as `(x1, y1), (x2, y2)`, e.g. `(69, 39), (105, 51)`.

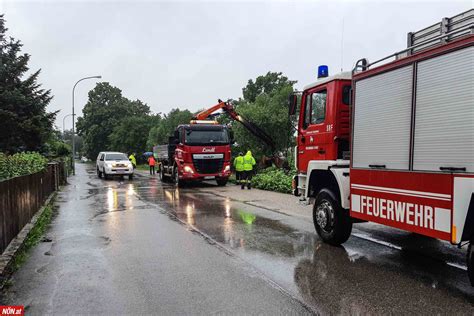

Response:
(184, 166), (194, 173)
(105, 163), (112, 168)
(224, 165), (230, 172)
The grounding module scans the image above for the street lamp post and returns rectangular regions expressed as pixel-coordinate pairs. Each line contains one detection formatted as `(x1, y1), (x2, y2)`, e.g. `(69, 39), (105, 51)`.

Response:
(62, 113), (73, 134)
(72, 75), (101, 175)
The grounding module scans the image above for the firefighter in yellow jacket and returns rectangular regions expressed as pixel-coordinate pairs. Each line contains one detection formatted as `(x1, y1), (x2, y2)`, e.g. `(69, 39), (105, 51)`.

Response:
(241, 150), (256, 190)
(233, 152), (244, 185)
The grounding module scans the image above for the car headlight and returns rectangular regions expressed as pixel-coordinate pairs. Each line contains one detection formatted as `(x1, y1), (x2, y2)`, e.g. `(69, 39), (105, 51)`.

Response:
(105, 163), (112, 168)
(184, 166), (194, 173)
(224, 165), (230, 172)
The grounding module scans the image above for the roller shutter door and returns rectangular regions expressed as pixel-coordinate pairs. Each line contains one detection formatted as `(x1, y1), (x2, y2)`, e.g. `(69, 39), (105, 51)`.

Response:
(353, 66), (413, 169)
(413, 46), (474, 172)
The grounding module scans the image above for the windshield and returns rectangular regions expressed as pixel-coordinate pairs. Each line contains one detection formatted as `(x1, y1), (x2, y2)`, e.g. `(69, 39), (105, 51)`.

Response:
(184, 129), (229, 145)
(105, 153), (128, 161)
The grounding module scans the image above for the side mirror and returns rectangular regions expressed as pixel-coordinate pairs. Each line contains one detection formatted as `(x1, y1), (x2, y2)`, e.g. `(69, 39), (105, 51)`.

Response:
(100, 158), (104, 161)
(288, 94), (298, 116)
(228, 129), (235, 143)
(173, 138), (180, 145)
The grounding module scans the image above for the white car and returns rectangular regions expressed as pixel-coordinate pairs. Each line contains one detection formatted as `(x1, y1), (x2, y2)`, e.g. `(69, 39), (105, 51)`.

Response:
(96, 152), (134, 180)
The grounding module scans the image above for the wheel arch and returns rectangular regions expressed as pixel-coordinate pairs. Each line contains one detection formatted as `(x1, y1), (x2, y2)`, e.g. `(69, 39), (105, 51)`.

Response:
(308, 170), (341, 204)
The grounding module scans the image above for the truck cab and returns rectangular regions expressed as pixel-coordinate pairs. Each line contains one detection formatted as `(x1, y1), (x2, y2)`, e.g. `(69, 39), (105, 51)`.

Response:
(296, 72), (352, 172)
(290, 70), (352, 204)
(157, 123), (232, 187)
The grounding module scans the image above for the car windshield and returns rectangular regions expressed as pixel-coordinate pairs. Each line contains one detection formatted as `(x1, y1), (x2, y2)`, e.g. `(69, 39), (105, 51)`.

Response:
(105, 153), (128, 161)
(184, 129), (229, 145)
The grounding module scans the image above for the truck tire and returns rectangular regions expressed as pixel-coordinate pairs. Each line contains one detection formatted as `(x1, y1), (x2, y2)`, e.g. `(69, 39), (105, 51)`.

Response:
(160, 168), (170, 183)
(159, 167), (167, 182)
(173, 168), (185, 188)
(129, 174), (134, 180)
(468, 241), (474, 286)
(97, 167), (102, 178)
(313, 190), (352, 246)
(216, 178), (228, 186)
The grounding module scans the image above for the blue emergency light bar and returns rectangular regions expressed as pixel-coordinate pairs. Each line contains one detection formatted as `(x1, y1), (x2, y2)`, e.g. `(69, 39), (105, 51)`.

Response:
(318, 65), (329, 79)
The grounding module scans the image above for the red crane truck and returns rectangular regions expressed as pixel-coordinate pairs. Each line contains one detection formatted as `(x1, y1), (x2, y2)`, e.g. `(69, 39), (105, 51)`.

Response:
(289, 10), (474, 282)
(155, 122), (232, 187)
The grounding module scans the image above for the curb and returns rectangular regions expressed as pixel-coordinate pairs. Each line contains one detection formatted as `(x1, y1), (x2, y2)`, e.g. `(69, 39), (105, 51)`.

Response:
(0, 192), (57, 288)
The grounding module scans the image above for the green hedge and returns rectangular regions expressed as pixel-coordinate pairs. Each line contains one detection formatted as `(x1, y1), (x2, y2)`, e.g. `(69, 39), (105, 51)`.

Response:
(0, 152), (48, 181)
(252, 167), (295, 194)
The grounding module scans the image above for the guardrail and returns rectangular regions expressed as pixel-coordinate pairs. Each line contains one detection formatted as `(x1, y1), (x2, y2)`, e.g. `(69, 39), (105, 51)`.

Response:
(0, 162), (66, 253)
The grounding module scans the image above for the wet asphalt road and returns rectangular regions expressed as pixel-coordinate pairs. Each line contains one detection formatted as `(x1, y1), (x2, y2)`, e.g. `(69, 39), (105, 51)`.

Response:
(2, 163), (474, 314)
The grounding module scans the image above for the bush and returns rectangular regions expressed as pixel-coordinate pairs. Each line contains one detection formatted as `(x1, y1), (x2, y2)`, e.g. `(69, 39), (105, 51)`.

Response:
(0, 152), (48, 181)
(252, 167), (295, 194)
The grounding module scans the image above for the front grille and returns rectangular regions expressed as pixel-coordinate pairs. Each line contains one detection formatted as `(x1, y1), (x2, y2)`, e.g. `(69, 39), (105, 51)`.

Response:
(192, 158), (223, 174)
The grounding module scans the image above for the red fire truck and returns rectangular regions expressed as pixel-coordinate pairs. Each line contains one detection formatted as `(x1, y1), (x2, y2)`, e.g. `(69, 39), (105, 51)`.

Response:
(289, 10), (474, 282)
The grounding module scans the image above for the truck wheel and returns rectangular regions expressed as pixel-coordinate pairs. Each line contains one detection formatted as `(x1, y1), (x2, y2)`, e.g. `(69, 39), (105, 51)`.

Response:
(468, 241), (474, 286)
(216, 178), (228, 186)
(313, 190), (352, 246)
(129, 174), (134, 180)
(97, 167), (102, 178)
(159, 168), (166, 182)
(174, 168), (185, 188)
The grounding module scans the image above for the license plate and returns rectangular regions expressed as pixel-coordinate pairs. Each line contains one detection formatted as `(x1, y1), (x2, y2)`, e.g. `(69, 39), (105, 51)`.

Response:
(116, 170), (125, 173)
(204, 176), (214, 180)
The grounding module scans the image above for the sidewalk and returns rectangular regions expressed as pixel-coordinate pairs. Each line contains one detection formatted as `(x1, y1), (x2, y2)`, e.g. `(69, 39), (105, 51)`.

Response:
(135, 169), (313, 220)
(198, 183), (313, 220)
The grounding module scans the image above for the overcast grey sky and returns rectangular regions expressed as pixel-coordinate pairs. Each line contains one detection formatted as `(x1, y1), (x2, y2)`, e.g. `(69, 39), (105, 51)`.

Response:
(1, 0), (472, 130)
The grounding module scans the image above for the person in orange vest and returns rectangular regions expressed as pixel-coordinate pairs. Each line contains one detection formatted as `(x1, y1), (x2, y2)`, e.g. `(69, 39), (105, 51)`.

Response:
(148, 155), (156, 175)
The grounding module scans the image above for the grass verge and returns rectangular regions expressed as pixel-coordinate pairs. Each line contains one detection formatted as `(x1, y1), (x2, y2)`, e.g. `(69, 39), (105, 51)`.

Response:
(136, 164), (149, 171)
(11, 202), (55, 272)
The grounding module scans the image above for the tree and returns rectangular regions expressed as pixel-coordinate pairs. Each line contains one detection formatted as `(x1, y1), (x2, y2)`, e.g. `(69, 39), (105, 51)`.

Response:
(109, 116), (155, 154)
(232, 72), (296, 158)
(76, 82), (151, 159)
(62, 129), (83, 155)
(242, 71), (296, 103)
(0, 15), (56, 153)
(146, 108), (193, 148)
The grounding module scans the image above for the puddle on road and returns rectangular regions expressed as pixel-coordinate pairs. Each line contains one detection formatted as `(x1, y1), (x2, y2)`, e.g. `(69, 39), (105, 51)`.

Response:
(83, 170), (474, 314)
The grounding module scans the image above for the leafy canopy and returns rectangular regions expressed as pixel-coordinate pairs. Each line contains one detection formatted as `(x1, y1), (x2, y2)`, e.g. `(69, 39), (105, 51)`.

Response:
(76, 82), (151, 158)
(232, 72), (296, 158)
(147, 108), (193, 148)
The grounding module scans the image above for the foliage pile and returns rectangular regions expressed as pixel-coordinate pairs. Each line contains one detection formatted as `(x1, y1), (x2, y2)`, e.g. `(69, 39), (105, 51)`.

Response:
(0, 15), (56, 154)
(252, 167), (295, 194)
(0, 152), (48, 181)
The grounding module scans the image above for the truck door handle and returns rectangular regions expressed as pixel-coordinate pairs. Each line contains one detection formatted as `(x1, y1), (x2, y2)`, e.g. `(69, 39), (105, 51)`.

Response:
(298, 150), (304, 154)
(369, 164), (386, 169)
(440, 166), (466, 172)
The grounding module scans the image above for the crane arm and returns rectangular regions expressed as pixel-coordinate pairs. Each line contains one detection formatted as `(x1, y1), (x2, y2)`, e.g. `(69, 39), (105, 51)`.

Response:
(193, 99), (276, 152)
(193, 100), (228, 120)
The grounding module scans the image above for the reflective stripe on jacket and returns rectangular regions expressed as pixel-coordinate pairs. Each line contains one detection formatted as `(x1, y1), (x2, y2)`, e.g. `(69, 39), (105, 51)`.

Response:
(234, 156), (244, 172)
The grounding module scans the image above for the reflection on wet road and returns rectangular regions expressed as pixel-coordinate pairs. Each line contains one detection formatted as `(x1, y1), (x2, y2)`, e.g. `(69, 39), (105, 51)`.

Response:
(134, 173), (474, 314)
